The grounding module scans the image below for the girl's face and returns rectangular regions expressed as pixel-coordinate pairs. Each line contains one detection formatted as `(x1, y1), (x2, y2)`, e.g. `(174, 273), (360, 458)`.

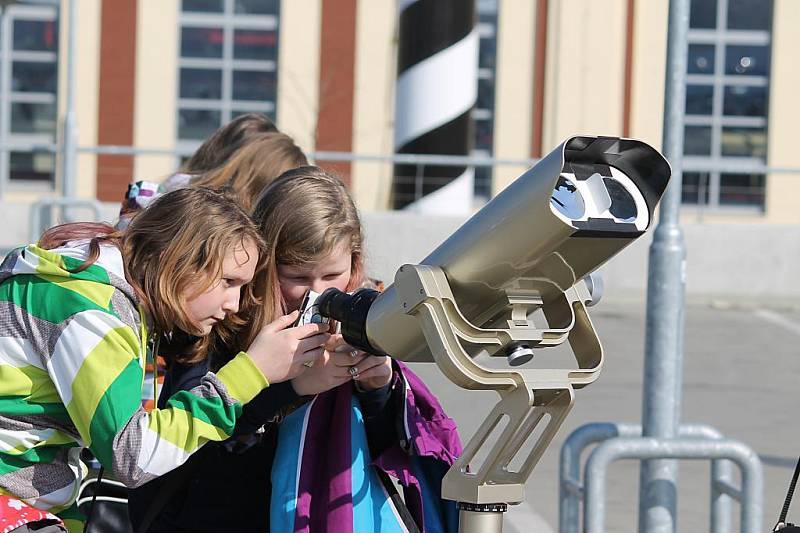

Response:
(277, 242), (352, 312)
(185, 239), (259, 335)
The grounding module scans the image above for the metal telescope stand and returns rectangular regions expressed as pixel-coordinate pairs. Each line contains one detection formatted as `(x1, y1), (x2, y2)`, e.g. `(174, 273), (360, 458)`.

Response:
(392, 264), (605, 533)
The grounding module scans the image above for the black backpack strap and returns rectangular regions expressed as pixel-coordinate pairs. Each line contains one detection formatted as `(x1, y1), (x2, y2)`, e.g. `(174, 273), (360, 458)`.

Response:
(776, 455), (800, 530)
(374, 468), (421, 533)
(135, 461), (198, 533)
(83, 466), (104, 532)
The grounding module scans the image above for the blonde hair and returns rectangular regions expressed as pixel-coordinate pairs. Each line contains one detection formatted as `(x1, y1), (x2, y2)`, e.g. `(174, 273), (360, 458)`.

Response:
(41, 187), (268, 363)
(191, 132), (308, 212)
(181, 113), (277, 175)
(250, 166), (364, 325)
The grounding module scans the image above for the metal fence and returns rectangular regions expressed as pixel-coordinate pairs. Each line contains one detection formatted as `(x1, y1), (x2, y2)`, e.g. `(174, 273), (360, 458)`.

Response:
(4, 142), (800, 219)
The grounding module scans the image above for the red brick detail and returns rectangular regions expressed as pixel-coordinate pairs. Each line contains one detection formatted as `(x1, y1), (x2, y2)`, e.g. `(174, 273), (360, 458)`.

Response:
(96, 0), (137, 201)
(315, 0), (357, 186)
(623, 0), (636, 137)
(532, 0), (548, 158)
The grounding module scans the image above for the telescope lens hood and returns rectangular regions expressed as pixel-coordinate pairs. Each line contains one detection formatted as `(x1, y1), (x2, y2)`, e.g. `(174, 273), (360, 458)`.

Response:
(317, 287), (384, 356)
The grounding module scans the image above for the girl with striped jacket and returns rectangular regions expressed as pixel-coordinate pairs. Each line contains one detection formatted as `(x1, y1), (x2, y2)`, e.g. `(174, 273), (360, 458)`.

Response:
(0, 187), (330, 532)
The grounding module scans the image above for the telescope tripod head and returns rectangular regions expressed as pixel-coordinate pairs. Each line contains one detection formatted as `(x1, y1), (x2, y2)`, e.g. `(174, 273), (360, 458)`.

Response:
(392, 263), (601, 504)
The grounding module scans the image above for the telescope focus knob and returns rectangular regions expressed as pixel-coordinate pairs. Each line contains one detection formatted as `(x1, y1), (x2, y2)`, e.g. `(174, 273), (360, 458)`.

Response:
(506, 342), (534, 366)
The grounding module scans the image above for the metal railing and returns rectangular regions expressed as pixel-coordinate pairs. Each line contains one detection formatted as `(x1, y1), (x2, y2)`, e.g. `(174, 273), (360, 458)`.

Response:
(28, 196), (103, 243)
(3, 143), (798, 213)
(560, 422), (763, 533)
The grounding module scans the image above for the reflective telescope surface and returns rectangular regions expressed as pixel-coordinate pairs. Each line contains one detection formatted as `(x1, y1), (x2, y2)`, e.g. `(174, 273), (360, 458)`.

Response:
(320, 136), (671, 361)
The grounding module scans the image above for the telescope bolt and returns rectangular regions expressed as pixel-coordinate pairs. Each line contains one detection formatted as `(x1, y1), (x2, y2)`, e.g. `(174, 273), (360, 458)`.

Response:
(506, 342), (535, 366)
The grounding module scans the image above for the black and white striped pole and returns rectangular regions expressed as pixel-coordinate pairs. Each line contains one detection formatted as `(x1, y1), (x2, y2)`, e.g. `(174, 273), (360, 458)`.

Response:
(393, 0), (478, 214)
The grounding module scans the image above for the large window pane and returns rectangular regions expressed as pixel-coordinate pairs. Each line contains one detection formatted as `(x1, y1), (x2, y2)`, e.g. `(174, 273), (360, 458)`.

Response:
(690, 0), (717, 29)
(686, 84), (714, 115)
(725, 45), (770, 76)
(688, 44), (715, 74)
(477, 18), (497, 70)
(723, 85), (767, 116)
(719, 173), (765, 207)
(181, 27), (223, 58)
(180, 68), (222, 99)
(474, 164), (492, 199)
(233, 29), (277, 61)
(684, 126), (712, 155)
(12, 62), (57, 93)
(232, 70), (275, 101)
(727, 0), (773, 31)
(182, 0), (223, 12)
(11, 102), (56, 134)
(682, 172), (710, 205)
(474, 120), (493, 152)
(178, 108), (221, 139)
(477, 77), (494, 112)
(721, 127), (766, 158)
(13, 19), (58, 52)
(9, 151), (54, 181)
(234, 0), (279, 14)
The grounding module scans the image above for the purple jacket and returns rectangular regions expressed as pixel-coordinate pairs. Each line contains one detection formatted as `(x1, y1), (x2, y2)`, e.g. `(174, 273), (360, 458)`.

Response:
(272, 360), (462, 532)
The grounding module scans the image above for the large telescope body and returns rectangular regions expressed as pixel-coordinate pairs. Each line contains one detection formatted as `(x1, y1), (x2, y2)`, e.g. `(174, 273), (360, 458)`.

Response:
(332, 136), (670, 362)
(318, 136), (670, 530)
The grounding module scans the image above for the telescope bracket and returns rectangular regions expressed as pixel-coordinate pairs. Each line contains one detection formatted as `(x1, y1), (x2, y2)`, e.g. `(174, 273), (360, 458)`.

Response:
(393, 264), (604, 505)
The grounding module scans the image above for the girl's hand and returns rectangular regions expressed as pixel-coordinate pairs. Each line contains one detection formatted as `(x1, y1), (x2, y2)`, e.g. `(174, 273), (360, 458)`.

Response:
(246, 311), (331, 385)
(290, 350), (354, 396)
(326, 334), (392, 392)
(351, 355), (392, 391)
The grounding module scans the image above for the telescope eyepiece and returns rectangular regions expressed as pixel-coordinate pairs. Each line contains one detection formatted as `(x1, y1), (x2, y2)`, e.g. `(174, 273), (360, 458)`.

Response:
(317, 287), (383, 356)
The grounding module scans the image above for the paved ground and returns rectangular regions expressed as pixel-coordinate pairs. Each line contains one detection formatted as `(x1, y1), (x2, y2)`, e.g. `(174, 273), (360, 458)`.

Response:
(406, 298), (800, 532)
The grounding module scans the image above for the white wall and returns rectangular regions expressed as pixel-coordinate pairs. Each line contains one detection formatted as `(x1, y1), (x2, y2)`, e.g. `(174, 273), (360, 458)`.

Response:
(361, 212), (800, 305)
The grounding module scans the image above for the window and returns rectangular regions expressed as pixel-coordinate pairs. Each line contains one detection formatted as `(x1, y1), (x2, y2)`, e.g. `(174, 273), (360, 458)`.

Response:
(683, 0), (773, 210)
(177, 0), (279, 150)
(473, 0), (498, 200)
(0, 5), (59, 189)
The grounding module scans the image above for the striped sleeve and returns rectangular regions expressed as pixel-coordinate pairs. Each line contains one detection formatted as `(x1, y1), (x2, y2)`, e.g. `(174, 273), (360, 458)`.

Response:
(43, 307), (268, 487)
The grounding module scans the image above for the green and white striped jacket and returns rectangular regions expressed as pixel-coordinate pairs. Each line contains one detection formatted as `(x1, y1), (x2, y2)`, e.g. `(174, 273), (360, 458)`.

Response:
(0, 242), (267, 514)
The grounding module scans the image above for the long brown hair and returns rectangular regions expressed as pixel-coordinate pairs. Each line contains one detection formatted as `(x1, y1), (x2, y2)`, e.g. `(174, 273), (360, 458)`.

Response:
(181, 113), (277, 175)
(250, 166), (364, 327)
(190, 132), (307, 212)
(40, 187), (268, 363)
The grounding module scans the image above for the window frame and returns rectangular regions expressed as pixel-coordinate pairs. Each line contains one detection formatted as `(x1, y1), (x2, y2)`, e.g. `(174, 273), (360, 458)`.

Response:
(176, 0), (279, 157)
(473, 1), (498, 201)
(0, 3), (59, 195)
(683, 0), (773, 211)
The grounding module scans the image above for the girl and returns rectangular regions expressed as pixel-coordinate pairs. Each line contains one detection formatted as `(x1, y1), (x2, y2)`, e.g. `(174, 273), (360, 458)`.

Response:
(0, 187), (329, 532)
(162, 113), (277, 192)
(190, 132), (308, 212)
(118, 132), (304, 229)
(131, 168), (461, 532)
(258, 168), (460, 532)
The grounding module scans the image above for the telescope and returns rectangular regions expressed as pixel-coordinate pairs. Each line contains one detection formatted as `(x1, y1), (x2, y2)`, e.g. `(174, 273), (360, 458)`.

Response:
(319, 135), (670, 532)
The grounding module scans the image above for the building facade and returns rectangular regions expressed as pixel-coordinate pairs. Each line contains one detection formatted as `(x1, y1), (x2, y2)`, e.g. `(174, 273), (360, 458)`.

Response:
(2, 0), (798, 223)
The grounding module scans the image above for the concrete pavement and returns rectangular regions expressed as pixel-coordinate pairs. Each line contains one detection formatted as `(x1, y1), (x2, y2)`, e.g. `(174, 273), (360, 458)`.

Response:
(407, 299), (800, 532)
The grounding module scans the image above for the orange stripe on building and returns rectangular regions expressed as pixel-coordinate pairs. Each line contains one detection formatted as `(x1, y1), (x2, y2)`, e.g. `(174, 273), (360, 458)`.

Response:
(315, 0), (357, 186)
(622, 0), (635, 137)
(532, 0), (548, 158)
(96, 0), (137, 202)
